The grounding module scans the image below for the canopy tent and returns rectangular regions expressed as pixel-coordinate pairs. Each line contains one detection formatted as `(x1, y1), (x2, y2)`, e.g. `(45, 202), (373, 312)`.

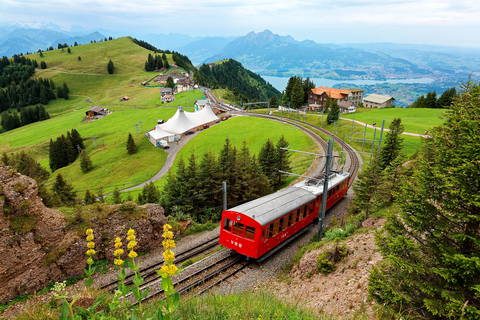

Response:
(193, 104), (219, 124)
(147, 126), (175, 144)
(159, 106), (200, 134)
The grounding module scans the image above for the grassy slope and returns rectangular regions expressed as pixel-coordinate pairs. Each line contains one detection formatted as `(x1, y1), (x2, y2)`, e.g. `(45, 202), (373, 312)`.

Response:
(341, 107), (446, 134)
(24, 37), (202, 115)
(124, 116), (318, 201)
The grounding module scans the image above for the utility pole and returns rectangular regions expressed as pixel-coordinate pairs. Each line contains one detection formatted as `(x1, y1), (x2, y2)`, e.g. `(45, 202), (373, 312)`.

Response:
(318, 139), (333, 242)
(222, 181), (227, 211)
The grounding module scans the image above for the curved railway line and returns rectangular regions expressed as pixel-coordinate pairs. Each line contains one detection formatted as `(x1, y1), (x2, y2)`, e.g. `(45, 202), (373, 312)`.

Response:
(98, 92), (361, 306)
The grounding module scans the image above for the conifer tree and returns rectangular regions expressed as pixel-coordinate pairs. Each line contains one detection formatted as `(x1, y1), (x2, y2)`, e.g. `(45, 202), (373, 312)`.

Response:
(368, 80), (480, 318)
(52, 173), (76, 206)
(327, 99), (340, 124)
(218, 138), (238, 204)
(126, 132), (138, 154)
(84, 189), (96, 205)
(62, 82), (69, 100)
(140, 182), (160, 204)
(351, 152), (382, 219)
(290, 78), (304, 109)
(258, 139), (277, 186)
(197, 151), (220, 208)
(378, 117), (404, 170)
(107, 59), (114, 74)
(70, 128), (84, 150)
(274, 135), (292, 188)
(79, 150), (93, 173)
(112, 187), (122, 204)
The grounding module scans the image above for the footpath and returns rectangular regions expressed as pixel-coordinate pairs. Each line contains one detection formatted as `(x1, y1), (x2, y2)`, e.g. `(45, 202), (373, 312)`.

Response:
(339, 117), (429, 137)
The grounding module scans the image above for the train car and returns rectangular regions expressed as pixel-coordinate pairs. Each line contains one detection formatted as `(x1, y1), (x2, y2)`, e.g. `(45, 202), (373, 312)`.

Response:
(219, 170), (350, 260)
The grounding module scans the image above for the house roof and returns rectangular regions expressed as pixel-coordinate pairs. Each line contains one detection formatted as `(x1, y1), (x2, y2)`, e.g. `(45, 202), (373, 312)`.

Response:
(195, 99), (211, 106)
(311, 86), (351, 99)
(364, 94), (395, 104)
(160, 87), (174, 93)
(338, 101), (352, 109)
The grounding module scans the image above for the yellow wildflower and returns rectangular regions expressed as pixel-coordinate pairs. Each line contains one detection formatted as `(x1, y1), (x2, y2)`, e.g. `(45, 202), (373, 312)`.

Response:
(162, 239), (176, 250)
(163, 231), (173, 239)
(114, 249), (124, 256)
(127, 229), (135, 236)
(163, 250), (175, 263)
(87, 257), (93, 264)
(115, 237), (121, 243)
(127, 240), (137, 249)
(87, 242), (95, 248)
(86, 229), (93, 236)
(163, 224), (172, 232)
(86, 235), (94, 241)
(115, 241), (122, 248)
(128, 251), (138, 258)
(167, 264), (178, 276)
(86, 249), (96, 256)
(161, 265), (169, 274)
(127, 234), (136, 241)
(114, 259), (124, 266)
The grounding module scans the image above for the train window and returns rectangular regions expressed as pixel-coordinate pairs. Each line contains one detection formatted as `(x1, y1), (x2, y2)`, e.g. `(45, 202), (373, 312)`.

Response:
(262, 229), (267, 241)
(299, 206), (305, 220)
(273, 221), (280, 236)
(267, 224), (274, 239)
(287, 213), (294, 227)
(294, 210), (299, 222)
(278, 218), (285, 232)
(308, 202), (314, 215)
(232, 221), (245, 236)
(245, 226), (255, 239)
(223, 218), (232, 231)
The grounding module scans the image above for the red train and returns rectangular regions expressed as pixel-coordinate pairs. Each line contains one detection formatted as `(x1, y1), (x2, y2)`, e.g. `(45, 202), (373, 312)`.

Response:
(219, 170), (350, 260)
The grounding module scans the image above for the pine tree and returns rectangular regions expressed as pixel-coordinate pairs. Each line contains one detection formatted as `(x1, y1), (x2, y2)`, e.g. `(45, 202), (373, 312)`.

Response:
(40, 61), (46, 69)
(52, 173), (77, 206)
(290, 78), (304, 109)
(107, 60), (114, 74)
(126, 132), (138, 154)
(166, 77), (175, 89)
(79, 150), (93, 173)
(258, 139), (277, 186)
(378, 117), (404, 170)
(197, 151), (220, 208)
(274, 135), (292, 188)
(141, 182), (160, 204)
(327, 99), (340, 124)
(351, 152), (383, 219)
(218, 138), (238, 204)
(437, 87), (456, 108)
(63, 82), (69, 100)
(112, 187), (122, 204)
(84, 189), (96, 205)
(368, 80), (480, 318)
(57, 86), (64, 99)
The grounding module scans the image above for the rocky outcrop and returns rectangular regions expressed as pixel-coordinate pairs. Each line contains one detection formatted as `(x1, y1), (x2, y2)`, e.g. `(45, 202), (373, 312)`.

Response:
(0, 164), (168, 303)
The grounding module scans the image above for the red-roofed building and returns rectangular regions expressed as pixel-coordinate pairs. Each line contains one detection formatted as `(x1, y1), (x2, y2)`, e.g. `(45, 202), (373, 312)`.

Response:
(308, 86), (360, 111)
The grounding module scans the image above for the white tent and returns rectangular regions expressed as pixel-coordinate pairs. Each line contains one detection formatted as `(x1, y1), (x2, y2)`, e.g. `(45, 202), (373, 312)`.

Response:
(159, 106), (200, 134)
(193, 104), (219, 124)
(147, 125), (175, 144)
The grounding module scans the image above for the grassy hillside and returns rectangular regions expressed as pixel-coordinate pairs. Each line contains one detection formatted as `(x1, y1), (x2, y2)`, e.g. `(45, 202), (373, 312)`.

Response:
(21, 37), (203, 115)
(341, 107), (446, 134)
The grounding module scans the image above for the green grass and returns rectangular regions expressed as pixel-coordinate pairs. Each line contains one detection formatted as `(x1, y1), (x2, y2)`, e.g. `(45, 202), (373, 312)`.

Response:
(341, 107), (446, 134)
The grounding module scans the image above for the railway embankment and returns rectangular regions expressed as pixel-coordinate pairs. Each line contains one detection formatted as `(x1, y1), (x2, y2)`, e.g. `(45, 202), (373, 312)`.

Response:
(0, 164), (169, 303)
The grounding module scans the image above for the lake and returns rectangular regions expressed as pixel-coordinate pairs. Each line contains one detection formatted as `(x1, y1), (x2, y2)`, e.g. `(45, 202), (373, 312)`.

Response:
(261, 75), (435, 91)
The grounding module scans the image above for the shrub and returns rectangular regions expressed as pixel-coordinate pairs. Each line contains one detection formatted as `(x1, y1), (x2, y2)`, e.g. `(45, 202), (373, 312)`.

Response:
(317, 238), (348, 275)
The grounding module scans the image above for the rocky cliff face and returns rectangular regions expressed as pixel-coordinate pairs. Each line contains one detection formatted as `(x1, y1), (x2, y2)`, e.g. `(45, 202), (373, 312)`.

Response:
(0, 164), (168, 303)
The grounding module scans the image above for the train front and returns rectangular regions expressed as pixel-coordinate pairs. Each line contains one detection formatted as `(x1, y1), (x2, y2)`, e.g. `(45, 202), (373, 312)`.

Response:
(219, 210), (262, 259)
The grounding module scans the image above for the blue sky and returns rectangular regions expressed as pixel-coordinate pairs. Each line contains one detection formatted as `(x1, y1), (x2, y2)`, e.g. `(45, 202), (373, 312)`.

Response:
(1, 0), (479, 46)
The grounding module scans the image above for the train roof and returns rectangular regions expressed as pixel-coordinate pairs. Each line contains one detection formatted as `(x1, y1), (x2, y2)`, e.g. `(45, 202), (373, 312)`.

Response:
(227, 187), (316, 227)
(294, 170), (350, 196)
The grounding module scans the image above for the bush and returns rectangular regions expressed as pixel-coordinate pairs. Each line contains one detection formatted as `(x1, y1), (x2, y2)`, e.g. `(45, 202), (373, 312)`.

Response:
(316, 238), (348, 275)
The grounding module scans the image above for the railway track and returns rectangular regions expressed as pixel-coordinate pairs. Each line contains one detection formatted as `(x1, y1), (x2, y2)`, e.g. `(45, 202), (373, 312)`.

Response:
(131, 250), (249, 306)
(240, 112), (360, 184)
(100, 235), (220, 292)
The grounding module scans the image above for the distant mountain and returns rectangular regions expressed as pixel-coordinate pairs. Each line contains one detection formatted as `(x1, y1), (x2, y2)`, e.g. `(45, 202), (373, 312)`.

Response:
(0, 28), (68, 56)
(175, 36), (239, 65)
(52, 32), (106, 48)
(203, 30), (428, 79)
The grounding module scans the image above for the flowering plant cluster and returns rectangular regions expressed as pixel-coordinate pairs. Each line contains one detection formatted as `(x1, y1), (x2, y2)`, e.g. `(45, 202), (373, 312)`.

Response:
(84, 229), (96, 289)
(155, 224), (181, 320)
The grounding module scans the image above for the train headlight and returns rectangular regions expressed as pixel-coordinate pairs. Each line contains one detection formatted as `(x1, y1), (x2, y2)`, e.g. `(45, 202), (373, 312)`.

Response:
(237, 216), (241, 221)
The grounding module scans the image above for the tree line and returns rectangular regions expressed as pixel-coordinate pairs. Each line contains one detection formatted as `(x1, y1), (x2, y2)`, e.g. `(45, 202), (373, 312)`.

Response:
(49, 129), (84, 172)
(194, 59), (280, 103)
(144, 53), (168, 72)
(281, 76), (316, 108)
(350, 80), (480, 318)
(160, 136), (291, 221)
(133, 38), (193, 72)
(0, 104), (50, 131)
(410, 87), (456, 108)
